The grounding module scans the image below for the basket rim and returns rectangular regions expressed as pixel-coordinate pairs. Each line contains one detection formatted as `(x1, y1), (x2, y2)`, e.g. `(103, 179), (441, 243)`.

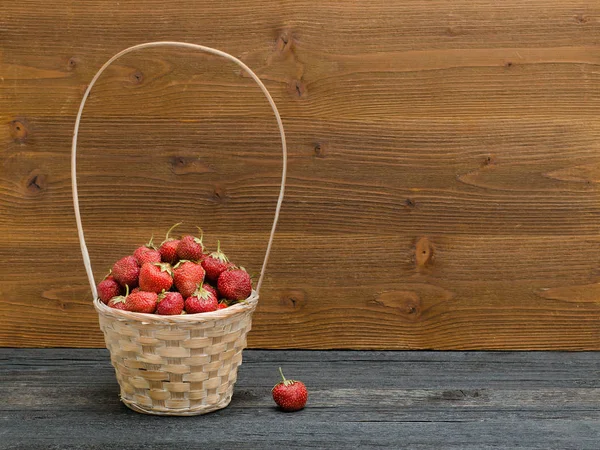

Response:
(94, 290), (258, 323)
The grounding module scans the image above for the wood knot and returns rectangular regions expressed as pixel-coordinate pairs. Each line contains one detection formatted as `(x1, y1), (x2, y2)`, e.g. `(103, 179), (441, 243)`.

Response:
(415, 237), (434, 268)
(314, 142), (327, 158)
(404, 198), (416, 209)
(446, 26), (461, 37)
(24, 169), (47, 195)
(9, 119), (28, 142)
(171, 155), (189, 171)
(130, 70), (144, 84)
(211, 185), (229, 204)
(279, 289), (306, 310)
(289, 79), (307, 99)
(483, 154), (496, 167)
(431, 389), (484, 402)
(67, 57), (78, 70)
(372, 290), (422, 321)
(275, 30), (294, 53)
(170, 156), (213, 175)
(575, 14), (589, 23)
(504, 61), (514, 69)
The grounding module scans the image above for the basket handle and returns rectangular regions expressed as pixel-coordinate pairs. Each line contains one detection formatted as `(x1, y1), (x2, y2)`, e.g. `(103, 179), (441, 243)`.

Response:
(71, 41), (287, 299)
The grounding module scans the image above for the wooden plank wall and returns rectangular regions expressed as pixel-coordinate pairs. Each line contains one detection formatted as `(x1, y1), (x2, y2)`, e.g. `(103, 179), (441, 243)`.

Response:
(1, 0), (599, 349)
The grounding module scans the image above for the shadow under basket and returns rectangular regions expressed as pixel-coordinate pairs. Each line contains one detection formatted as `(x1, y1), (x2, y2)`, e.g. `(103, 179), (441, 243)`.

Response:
(95, 293), (258, 416)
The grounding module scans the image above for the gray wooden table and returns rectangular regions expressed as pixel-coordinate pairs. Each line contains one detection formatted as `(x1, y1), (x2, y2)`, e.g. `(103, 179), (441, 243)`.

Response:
(1, 350), (599, 449)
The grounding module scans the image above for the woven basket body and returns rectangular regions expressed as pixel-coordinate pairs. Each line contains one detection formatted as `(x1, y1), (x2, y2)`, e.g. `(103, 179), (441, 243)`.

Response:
(95, 294), (258, 415)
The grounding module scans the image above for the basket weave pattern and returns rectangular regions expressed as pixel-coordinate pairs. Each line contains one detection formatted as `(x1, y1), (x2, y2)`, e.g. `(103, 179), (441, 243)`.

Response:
(95, 295), (258, 415)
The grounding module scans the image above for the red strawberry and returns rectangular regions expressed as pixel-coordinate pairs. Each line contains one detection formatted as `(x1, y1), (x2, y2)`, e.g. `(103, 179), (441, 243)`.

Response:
(173, 261), (205, 298)
(112, 256), (140, 288)
(160, 240), (179, 264)
(125, 290), (158, 313)
(97, 274), (122, 304)
(156, 291), (184, 315)
(107, 285), (129, 310)
(134, 236), (161, 266)
(217, 302), (228, 310)
(202, 241), (232, 282)
(218, 267), (252, 301)
(185, 283), (218, 314)
(204, 283), (218, 300)
(176, 227), (205, 261)
(159, 223), (182, 264)
(139, 262), (173, 293)
(272, 368), (308, 412)
(131, 287), (140, 294)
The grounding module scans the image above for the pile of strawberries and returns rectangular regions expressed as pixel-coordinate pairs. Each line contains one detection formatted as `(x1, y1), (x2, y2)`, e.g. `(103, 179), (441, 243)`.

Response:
(96, 224), (252, 315)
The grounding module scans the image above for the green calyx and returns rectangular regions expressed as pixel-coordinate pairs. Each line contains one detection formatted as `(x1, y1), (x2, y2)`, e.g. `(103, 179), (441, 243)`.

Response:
(153, 262), (173, 276)
(110, 285), (129, 304)
(157, 289), (167, 302)
(209, 240), (229, 263)
(271, 368), (296, 391)
(192, 281), (211, 300)
(173, 260), (187, 270)
(278, 367), (295, 386)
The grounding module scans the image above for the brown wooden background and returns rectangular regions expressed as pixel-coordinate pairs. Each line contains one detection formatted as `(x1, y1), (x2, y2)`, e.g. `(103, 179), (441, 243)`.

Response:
(2, 1), (600, 349)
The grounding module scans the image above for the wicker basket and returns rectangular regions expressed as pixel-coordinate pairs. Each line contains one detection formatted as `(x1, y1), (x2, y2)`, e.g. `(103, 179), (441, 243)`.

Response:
(94, 294), (258, 415)
(71, 42), (287, 415)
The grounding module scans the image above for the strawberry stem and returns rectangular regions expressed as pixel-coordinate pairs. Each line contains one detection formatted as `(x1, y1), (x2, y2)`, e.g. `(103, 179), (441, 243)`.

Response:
(163, 222), (182, 243)
(154, 262), (173, 274)
(210, 240), (229, 263)
(145, 235), (157, 249)
(193, 281), (208, 298)
(279, 367), (287, 383)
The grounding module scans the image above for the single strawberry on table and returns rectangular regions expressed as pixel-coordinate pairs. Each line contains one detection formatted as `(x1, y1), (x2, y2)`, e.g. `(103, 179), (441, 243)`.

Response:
(97, 273), (122, 304)
(218, 266), (252, 301)
(159, 223), (182, 264)
(139, 262), (173, 293)
(177, 227), (205, 261)
(173, 260), (205, 298)
(156, 291), (184, 315)
(133, 236), (161, 266)
(111, 255), (140, 288)
(272, 368), (308, 412)
(185, 283), (218, 314)
(201, 240), (232, 282)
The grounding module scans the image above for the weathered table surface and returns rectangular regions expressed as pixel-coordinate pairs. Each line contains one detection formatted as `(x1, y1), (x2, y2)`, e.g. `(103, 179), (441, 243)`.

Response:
(1, 350), (599, 449)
